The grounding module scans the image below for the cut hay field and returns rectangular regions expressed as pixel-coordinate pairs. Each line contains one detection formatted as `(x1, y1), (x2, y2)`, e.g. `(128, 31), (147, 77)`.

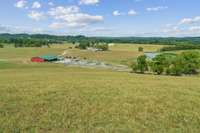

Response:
(0, 44), (200, 132)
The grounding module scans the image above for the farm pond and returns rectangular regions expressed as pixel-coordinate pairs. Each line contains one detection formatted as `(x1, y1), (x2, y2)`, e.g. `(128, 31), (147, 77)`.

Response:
(144, 52), (159, 59)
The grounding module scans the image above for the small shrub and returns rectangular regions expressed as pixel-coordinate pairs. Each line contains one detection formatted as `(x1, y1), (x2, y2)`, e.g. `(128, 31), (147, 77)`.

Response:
(77, 41), (90, 49)
(138, 47), (144, 52)
(0, 44), (4, 48)
(95, 44), (109, 51)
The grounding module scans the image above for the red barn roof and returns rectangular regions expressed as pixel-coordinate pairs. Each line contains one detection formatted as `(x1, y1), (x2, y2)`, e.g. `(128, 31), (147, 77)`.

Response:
(31, 57), (45, 63)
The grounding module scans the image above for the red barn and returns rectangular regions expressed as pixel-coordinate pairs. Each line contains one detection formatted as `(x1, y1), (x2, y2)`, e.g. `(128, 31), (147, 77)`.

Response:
(31, 57), (45, 63)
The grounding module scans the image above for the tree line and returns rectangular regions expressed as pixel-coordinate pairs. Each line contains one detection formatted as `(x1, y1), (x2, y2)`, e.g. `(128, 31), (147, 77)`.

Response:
(13, 38), (50, 48)
(1, 34), (200, 47)
(160, 44), (200, 51)
(133, 51), (200, 76)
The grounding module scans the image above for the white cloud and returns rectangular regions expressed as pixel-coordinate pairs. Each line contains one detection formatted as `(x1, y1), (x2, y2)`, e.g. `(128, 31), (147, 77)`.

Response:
(0, 25), (13, 33)
(0, 24), (50, 34)
(128, 10), (137, 16)
(189, 26), (200, 32)
(32, 1), (41, 9)
(179, 16), (200, 25)
(48, 2), (54, 6)
(146, 6), (168, 12)
(48, 6), (103, 28)
(159, 16), (200, 36)
(15, 0), (28, 9)
(48, 6), (80, 16)
(113, 10), (123, 16)
(180, 18), (193, 25)
(77, 26), (115, 36)
(79, 0), (99, 5)
(28, 11), (45, 21)
(162, 26), (181, 34)
(80, 27), (113, 32)
(161, 24), (200, 37)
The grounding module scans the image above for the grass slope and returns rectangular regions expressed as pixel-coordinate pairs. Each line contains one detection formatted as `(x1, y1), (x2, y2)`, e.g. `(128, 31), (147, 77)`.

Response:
(0, 44), (200, 132)
(0, 67), (200, 132)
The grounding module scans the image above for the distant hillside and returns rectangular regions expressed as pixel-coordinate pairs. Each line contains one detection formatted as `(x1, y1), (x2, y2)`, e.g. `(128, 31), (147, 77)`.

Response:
(1, 33), (200, 45)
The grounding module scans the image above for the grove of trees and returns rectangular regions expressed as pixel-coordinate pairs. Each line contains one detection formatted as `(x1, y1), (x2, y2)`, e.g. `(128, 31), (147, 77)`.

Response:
(13, 39), (50, 48)
(132, 51), (200, 76)
(75, 41), (109, 51)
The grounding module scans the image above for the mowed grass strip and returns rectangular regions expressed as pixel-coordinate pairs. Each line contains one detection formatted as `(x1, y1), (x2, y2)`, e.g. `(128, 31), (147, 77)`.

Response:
(0, 67), (200, 132)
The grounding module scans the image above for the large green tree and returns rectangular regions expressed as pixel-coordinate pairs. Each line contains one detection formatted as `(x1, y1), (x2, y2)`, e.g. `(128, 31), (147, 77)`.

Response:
(132, 55), (148, 73)
(150, 53), (176, 75)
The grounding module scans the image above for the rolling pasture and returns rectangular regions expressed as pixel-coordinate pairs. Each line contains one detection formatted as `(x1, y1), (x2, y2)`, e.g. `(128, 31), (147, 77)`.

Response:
(0, 44), (200, 132)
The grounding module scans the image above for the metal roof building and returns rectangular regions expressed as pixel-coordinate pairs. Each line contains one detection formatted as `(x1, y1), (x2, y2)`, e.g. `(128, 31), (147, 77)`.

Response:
(39, 55), (59, 62)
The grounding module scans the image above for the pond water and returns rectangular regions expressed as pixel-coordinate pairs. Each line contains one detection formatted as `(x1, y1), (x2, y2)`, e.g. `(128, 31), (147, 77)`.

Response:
(144, 52), (159, 59)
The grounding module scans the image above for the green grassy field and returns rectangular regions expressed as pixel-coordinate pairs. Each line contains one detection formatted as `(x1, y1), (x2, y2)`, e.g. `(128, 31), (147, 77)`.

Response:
(0, 44), (200, 132)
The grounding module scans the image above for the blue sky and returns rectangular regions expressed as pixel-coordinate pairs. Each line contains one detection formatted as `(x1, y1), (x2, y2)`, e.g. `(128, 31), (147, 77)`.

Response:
(0, 0), (200, 36)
